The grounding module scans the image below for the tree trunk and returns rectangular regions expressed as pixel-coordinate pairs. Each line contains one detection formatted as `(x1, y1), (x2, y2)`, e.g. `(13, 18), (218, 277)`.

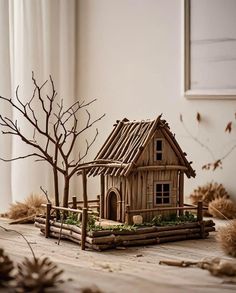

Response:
(53, 167), (60, 206)
(53, 167), (60, 219)
(63, 175), (70, 208)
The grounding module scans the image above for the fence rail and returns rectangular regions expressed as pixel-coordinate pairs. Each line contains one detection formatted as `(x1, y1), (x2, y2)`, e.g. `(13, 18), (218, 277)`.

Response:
(126, 202), (205, 224)
(68, 198), (100, 205)
(41, 198), (205, 250)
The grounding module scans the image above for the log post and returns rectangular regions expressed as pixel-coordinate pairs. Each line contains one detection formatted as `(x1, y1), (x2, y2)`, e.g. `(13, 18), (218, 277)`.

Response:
(72, 196), (77, 209)
(81, 207), (88, 250)
(200, 221), (205, 239)
(45, 203), (51, 238)
(81, 169), (88, 250)
(82, 169), (88, 208)
(72, 196), (77, 218)
(178, 171), (184, 216)
(100, 174), (105, 219)
(97, 194), (100, 215)
(197, 201), (203, 221)
(125, 205), (132, 225)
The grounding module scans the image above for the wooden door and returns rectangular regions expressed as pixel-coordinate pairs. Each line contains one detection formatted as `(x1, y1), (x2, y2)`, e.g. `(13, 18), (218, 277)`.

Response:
(108, 191), (117, 221)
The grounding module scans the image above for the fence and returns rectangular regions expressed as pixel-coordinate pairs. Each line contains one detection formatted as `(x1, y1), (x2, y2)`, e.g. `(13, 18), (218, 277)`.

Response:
(41, 195), (100, 250)
(125, 201), (205, 224)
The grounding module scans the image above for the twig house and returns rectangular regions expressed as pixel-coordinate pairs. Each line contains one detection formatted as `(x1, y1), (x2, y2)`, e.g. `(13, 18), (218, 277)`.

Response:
(89, 116), (195, 223)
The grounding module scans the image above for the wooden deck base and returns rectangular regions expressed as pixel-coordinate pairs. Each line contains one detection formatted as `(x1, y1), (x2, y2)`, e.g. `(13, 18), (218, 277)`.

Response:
(35, 217), (215, 251)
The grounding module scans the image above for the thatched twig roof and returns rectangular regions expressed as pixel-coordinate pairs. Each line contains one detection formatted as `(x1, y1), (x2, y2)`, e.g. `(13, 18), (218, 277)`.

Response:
(88, 116), (195, 178)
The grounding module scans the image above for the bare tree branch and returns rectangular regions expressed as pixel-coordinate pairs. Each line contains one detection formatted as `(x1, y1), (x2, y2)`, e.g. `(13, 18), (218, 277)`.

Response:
(0, 153), (46, 162)
(0, 74), (105, 207)
(40, 186), (51, 203)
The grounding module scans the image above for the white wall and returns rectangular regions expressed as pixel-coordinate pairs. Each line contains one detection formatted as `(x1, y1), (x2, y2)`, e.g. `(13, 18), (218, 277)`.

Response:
(76, 0), (236, 201)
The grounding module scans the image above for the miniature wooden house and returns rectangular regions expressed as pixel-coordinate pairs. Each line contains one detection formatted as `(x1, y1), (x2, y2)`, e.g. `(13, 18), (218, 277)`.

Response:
(89, 116), (195, 223)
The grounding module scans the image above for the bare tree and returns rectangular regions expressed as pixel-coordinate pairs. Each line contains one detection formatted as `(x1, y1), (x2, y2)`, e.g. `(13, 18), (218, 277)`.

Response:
(0, 73), (105, 207)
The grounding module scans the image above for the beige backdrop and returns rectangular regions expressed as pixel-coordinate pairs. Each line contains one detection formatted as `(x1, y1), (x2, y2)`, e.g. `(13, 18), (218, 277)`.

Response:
(0, 0), (236, 212)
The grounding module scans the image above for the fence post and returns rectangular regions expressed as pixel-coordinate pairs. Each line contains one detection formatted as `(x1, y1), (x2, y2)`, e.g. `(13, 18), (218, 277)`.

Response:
(72, 196), (77, 209)
(179, 172), (184, 216)
(82, 169), (88, 208)
(45, 203), (51, 238)
(197, 201), (203, 221)
(125, 205), (132, 225)
(72, 196), (77, 219)
(81, 207), (88, 250)
(97, 194), (100, 215)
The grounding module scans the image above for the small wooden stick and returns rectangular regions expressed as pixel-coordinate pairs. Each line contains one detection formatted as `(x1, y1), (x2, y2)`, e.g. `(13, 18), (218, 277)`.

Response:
(9, 215), (36, 225)
(159, 260), (198, 267)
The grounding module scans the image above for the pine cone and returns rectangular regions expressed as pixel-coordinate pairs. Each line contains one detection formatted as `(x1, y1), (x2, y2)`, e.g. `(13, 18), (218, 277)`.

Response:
(16, 257), (63, 292)
(0, 248), (14, 286)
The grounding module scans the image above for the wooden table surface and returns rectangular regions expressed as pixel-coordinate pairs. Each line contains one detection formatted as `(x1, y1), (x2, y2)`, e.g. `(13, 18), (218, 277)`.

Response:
(0, 218), (235, 293)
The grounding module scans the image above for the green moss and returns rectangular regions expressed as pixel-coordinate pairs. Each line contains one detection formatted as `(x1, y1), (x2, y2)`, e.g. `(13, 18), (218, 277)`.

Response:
(64, 211), (197, 232)
(87, 223), (137, 232)
(151, 211), (197, 227)
(64, 212), (80, 226)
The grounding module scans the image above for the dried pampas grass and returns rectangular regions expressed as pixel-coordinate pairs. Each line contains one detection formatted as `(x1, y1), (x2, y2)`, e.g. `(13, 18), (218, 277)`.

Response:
(8, 193), (47, 223)
(189, 182), (229, 216)
(217, 220), (236, 257)
(8, 202), (29, 220)
(208, 198), (236, 219)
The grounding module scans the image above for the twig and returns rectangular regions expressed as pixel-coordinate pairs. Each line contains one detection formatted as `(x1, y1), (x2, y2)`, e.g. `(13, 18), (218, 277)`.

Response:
(57, 213), (64, 245)
(159, 260), (198, 267)
(40, 186), (51, 203)
(208, 205), (229, 220)
(180, 117), (215, 161)
(0, 224), (36, 260)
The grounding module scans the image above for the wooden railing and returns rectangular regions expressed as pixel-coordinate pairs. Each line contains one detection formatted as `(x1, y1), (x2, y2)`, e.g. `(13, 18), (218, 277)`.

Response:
(125, 202), (205, 224)
(68, 195), (100, 213)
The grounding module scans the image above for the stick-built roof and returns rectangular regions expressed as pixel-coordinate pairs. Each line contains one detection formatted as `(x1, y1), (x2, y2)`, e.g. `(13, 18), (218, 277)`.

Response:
(88, 115), (196, 178)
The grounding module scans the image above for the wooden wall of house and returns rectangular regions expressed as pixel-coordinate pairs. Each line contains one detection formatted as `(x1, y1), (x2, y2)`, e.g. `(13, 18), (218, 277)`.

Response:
(137, 129), (180, 166)
(105, 175), (126, 222)
(105, 170), (179, 223)
(105, 129), (182, 223)
(127, 170), (179, 222)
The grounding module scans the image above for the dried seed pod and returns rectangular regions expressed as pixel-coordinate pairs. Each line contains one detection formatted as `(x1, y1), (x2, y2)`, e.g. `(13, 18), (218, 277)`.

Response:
(208, 198), (236, 219)
(189, 182), (229, 216)
(217, 220), (236, 257)
(16, 257), (63, 292)
(81, 285), (104, 293)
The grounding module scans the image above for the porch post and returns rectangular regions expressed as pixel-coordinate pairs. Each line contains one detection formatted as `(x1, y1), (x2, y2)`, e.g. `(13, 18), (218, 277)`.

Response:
(100, 174), (105, 219)
(179, 171), (184, 216)
(81, 169), (88, 250)
(82, 169), (88, 208)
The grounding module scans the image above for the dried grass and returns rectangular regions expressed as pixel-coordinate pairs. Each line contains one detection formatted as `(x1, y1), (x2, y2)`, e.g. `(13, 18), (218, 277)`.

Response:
(8, 193), (47, 220)
(8, 202), (29, 220)
(208, 198), (236, 219)
(217, 220), (236, 257)
(189, 182), (229, 216)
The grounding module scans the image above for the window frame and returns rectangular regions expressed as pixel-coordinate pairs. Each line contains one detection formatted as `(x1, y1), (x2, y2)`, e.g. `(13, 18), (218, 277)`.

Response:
(154, 182), (171, 206)
(184, 0), (236, 99)
(154, 138), (164, 162)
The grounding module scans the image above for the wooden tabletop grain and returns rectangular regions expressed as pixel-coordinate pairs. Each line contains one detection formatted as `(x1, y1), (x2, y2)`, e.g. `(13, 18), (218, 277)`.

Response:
(0, 218), (235, 293)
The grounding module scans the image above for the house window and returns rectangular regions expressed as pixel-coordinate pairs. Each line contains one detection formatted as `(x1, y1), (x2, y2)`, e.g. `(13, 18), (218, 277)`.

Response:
(155, 139), (163, 161)
(155, 183), (171, 205)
